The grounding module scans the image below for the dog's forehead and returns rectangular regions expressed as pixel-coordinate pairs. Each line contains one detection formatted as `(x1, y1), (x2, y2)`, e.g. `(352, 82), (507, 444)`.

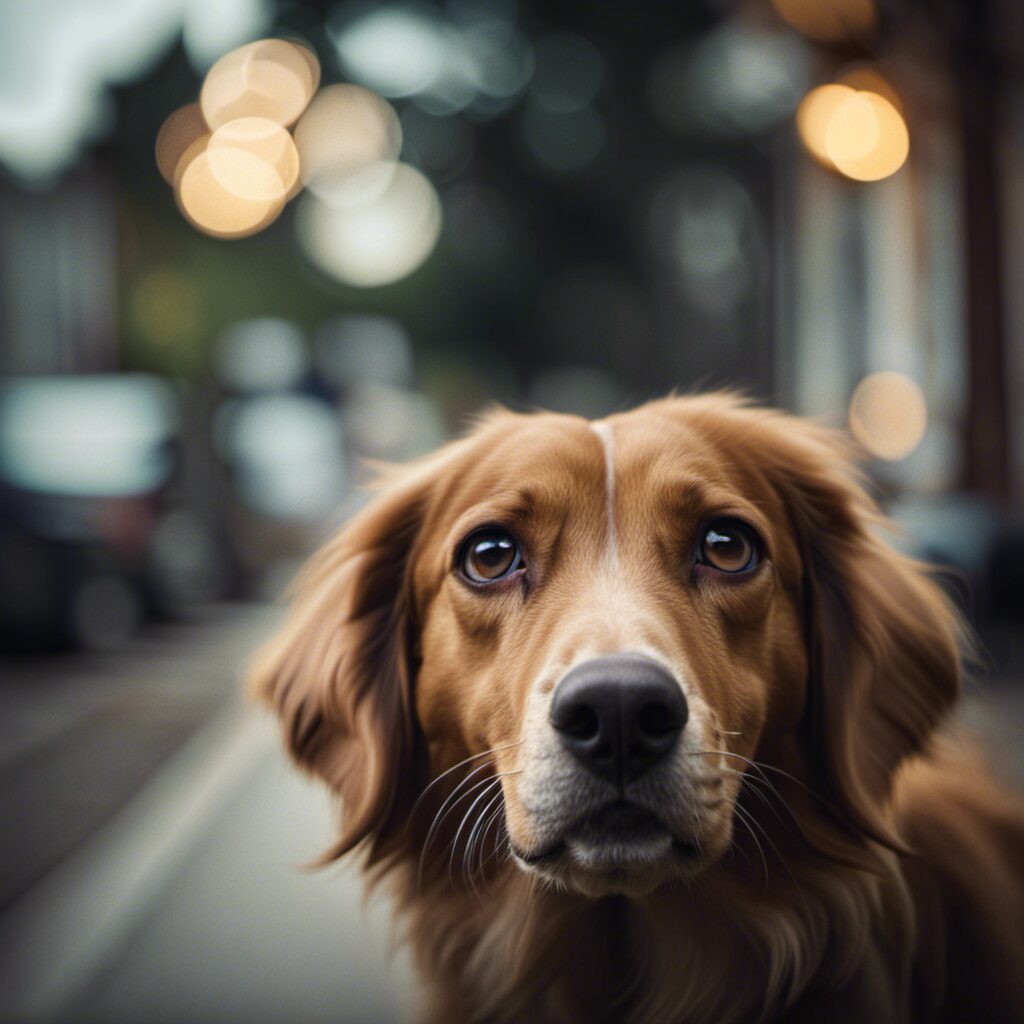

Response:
(605, 405), (760, 494)
(433, 412), (606, 511)
(431, 403), (762, 521)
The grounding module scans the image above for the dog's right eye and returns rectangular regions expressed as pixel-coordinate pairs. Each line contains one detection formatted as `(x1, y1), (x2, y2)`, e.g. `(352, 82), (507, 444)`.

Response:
(459, 529), (523, 584)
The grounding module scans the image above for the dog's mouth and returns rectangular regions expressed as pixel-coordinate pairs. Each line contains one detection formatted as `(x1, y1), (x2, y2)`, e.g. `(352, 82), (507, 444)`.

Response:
(513, 801), (700, 873)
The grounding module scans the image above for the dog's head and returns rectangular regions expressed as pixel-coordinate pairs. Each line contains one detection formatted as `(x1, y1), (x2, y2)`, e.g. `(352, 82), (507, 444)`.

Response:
(250, 394), (961, 898)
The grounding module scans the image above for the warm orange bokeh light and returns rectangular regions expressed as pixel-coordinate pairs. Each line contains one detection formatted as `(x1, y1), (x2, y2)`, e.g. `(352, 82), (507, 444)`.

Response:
(176, 150), (284, 239)
(200, 39), (319, 130)
(207, 117), (299, 202)
(771, 0), (877, 43)
(826, 91), (881, 163)
(172, 133), (211, 188)
(796, 84), (856, 166)
(155, 104), (208, 185)
(797, 84), (909, 182)
(828, 92), (909, 181)
(848, 372), (928, 460)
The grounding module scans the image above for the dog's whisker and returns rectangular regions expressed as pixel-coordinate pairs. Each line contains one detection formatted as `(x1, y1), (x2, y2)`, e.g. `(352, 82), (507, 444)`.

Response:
(731, 801), (769, 889)
(735, 794), (809, 906)
(691, 749), (823, 806)
(418, 763), (498, 887)
(447, 778), (503, 886)
(419, 768), (521, 891)
(411, 739), (524, 822)
(709, 759), (805, 848)
(464, 787), (503, 881)
(689, 749), (814, 823)
(464, 788), (506, 895)
(715, 764), (810, 904)
(476, 805), (511, 879)
(475, 793), (507, 873)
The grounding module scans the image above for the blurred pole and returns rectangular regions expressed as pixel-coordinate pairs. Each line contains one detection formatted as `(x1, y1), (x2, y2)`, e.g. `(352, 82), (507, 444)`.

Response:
(954, 0), (1010, 502)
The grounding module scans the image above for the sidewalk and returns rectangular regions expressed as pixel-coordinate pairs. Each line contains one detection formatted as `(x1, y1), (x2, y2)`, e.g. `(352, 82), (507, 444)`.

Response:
(0, 606), (413, 1024)
(0, 700), (413, 1024)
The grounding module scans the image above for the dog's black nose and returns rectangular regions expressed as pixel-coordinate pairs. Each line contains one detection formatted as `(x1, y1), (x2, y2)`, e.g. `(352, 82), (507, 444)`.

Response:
(549, 654), (688, 786)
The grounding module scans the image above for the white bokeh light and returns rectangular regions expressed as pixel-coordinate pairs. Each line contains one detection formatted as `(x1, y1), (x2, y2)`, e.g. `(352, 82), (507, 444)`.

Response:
(296, 161), (442, 287)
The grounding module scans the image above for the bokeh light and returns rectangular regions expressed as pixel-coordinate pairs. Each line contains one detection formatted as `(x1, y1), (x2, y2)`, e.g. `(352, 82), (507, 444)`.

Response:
(216, 393), (345, 522)
(797, 83), (909, 181)
(296, 161), (442, 286)
(314, 315), (414, 390)
(848, 371), (928, 460)
(207, 116), (299, 202)
(343, 383), (446, 460)
(649, 23), (808, 137)
(200, 39), (318, 129)
(327, 4), (533, 117)
(330, 6), (448, 100)
(176, 148), (284, 238)
(155, 103), (208, 185)
(826, 91), (909, 181)
(293, 84), (402, 195)
(796, 84), (855, 164)
(771, 0), (877, 44)
(213, 319), (308, 393)
(171, 132), (212, 188)
(157, 36), (446, 265)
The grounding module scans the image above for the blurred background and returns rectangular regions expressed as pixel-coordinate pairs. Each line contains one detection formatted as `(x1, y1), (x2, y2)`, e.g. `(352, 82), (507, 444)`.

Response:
(0, 0), (1021, 1021)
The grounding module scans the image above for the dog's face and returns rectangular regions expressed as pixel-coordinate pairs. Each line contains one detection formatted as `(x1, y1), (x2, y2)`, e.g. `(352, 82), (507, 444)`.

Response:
(252, 395), (959, 899)
(411, 406), (808, 897)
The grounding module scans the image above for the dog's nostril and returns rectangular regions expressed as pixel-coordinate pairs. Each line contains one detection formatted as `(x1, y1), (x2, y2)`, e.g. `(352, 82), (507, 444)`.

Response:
(637, 702), (681, 740)
(561, 705), (600, 741)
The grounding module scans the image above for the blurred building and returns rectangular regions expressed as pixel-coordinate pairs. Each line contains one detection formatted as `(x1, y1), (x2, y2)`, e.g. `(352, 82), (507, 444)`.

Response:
(0, 0), (1021, 635)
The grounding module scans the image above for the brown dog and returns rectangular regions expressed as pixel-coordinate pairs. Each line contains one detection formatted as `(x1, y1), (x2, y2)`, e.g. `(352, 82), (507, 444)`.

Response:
(251, 393), (1024, 1023)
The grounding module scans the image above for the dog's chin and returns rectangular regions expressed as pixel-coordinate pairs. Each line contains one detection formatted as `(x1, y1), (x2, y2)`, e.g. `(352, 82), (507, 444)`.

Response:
(514, 803), (714, 898)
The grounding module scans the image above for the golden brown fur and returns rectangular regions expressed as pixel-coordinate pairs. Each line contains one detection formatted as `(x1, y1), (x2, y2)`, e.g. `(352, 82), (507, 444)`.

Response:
(250, 394), (1024, 1023)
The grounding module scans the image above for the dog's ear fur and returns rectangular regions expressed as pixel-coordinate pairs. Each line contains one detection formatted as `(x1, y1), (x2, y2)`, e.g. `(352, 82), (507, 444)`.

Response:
(248, 446), (464, 867)
(767, 418), (963, 852)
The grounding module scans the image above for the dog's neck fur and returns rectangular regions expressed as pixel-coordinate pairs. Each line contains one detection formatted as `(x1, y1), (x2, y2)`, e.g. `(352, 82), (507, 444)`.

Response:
(397, 842), (913, 1024)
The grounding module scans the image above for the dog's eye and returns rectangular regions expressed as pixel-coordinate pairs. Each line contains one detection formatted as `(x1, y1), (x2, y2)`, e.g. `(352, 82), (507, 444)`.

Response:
(698, 519), (758, 574)
(460, 529), (523, 584)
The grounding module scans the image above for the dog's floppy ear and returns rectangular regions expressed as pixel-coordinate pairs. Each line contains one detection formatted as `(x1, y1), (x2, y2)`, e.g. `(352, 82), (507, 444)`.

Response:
(770, 421), (962, 851)
(248, 446), (462, 867)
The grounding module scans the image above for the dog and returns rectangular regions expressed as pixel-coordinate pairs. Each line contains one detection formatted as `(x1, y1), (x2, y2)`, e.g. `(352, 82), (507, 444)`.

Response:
(250, 393), (1024, 1023)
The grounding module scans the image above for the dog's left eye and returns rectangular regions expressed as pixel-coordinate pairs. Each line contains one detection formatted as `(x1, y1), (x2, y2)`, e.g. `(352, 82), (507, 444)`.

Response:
(698, 519), (759, 574)
(460, 529), (523, 584)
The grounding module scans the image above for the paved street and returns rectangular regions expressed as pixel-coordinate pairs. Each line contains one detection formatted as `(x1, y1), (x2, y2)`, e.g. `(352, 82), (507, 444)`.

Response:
(0, 607), (413, 1024)
(0, 605), (1020, 1024)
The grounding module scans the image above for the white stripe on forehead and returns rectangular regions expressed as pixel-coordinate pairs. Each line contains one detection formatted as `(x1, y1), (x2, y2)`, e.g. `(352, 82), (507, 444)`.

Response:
(589, 419), (618, 567)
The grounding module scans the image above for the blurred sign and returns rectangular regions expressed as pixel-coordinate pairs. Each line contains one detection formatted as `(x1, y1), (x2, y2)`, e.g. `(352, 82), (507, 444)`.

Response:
(0, 375), (177, 497)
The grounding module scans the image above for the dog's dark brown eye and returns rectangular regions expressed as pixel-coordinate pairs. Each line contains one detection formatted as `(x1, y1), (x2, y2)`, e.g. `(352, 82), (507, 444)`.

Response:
(699, 519), (758, 574)
(461, 530), (523, 584)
